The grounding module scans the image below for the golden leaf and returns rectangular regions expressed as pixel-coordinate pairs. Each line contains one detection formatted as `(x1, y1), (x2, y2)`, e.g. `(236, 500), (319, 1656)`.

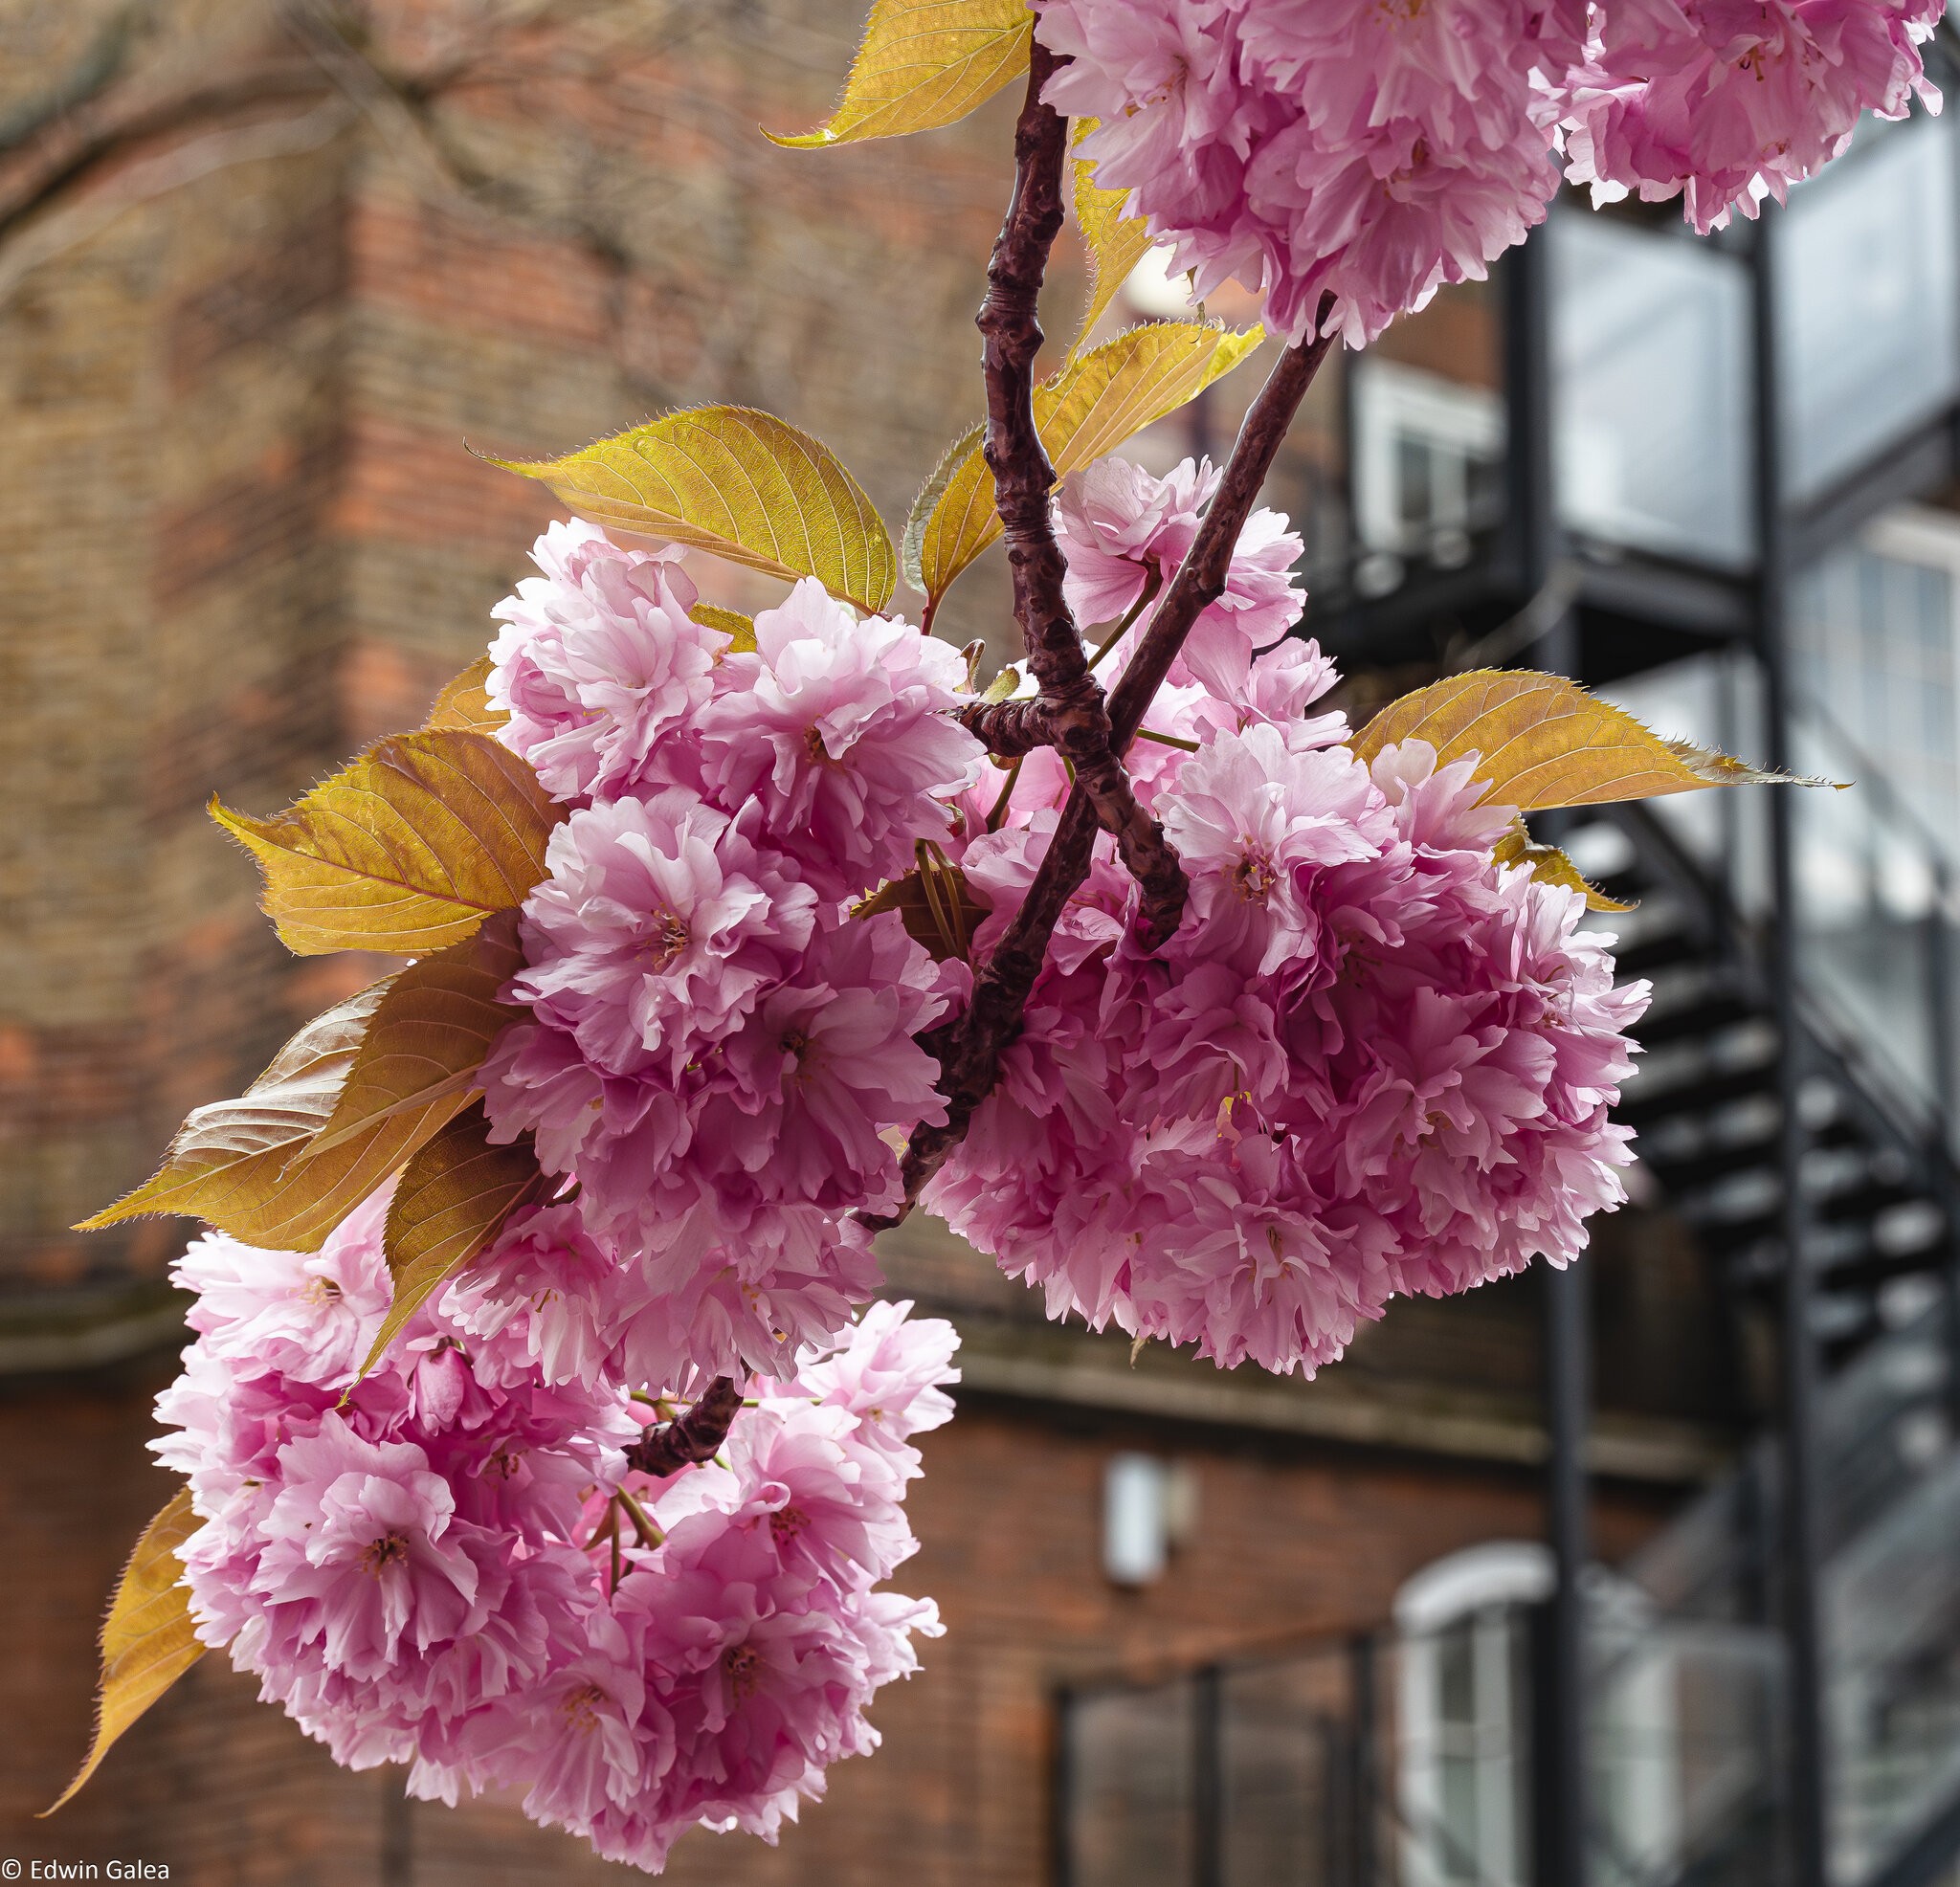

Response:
(361, 1104), (552, 1376)
(856, 853), (992, 961)
(489, 408), (896, 615)
(1350, 670), (1819, 810)
(423, 655), (506, 734)
(288, 906), (526, 1174)
(903, 322), (1265, 607)
(767, 0), (1032, 148)
(689, 601), (758, 653)
(1072, 122), (1153, 355)
(77, 983), (389, 1244)
(212, 729), (563, 957)
(1493, 820), (1635, 914)
(43, 1486), (204, 1814)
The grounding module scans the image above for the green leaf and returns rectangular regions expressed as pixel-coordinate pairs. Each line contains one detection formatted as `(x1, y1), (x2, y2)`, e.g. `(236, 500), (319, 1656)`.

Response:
(1493, 820), (1635, 914)
(856, 854), (991, 961)
(1350, 670), (1826, 810)
(423, 655), (506, 734)
(488, 408), (897, 615)
(1072, 122), (1153, 355)
(77, 983), (389, 1243)
(42, 1487), (204, 1815)
(903, 321), (1265, 608)
(360, 1104), (551, 1377)
(766, 0), (1032, 148)
(689, 601), (757, 654)
(212, 729), (563, 957)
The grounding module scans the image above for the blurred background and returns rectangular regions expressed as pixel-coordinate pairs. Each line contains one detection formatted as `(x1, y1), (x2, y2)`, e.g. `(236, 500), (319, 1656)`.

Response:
(4, 3), (1960, 1884)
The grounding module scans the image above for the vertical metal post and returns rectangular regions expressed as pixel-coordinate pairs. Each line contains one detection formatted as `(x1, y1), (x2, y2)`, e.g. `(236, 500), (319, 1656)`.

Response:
(1927, 858), (1960, 1435)
(1193, 1663), (1225, 1887)
(1752, 206), (1832, 1887)
(1506, 222), (1592, 1887)
(1351, 1633), (1379, 1887)
(1052, 1687), (1077, 1887)
(1503, 216), (1557, 600)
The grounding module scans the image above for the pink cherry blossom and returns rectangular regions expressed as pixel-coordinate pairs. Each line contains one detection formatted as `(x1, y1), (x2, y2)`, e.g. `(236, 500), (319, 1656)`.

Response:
(1036, 0), (1936, 344)
(694, 579), (985, 898)
(1054, 455), (1303, 698)
(510, 788), (817, 1081)
(1568, 0), (1945, 233)
(489, 519), (725, 802)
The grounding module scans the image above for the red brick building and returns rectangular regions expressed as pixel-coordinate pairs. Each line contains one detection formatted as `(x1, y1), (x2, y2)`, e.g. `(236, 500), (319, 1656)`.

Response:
(0, 6), (1749, 1882)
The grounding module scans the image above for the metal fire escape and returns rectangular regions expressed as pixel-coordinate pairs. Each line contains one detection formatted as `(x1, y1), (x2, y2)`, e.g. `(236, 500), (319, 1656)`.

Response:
(1056, 70), (1960, 1887)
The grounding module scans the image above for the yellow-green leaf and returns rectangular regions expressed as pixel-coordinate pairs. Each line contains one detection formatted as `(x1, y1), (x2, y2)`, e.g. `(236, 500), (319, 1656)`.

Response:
(279, 908), (525, 1210)
(1493, 820), (1635, 915)
(76, 983), (388, 1243)
(982, 662), (1022, 704)
(43, 1487), (204, 1814)
(690, 601), (757, 654)
(903, 322), (1265, 607)
(212, 729), (563, 957)
(361, 1104), (551, 1377)
(1350, 670), (1818, 810)
(856, 855), (991, 961)
(766, 0), (1031, 148)
(1072, 122), (1152, 355)
(423, 655), (506, 734)
(490, 409), (896, 615)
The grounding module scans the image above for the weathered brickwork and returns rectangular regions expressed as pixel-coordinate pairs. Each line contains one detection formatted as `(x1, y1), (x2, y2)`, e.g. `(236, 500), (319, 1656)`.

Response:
(0, 3), (1731, 1880)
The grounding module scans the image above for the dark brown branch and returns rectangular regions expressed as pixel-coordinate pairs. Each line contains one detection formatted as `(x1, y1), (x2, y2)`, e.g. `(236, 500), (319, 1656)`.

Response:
(623, 1376), (744, 1477)
(871, 322), (1339, 1226)
(956, 696), (1054, 756)
(974, 41), (1188, 944)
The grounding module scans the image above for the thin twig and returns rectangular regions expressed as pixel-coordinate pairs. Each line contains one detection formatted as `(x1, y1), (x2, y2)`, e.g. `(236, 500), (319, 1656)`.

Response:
(973, 41), (1187, 941)
(870, 320), (1338, 1227)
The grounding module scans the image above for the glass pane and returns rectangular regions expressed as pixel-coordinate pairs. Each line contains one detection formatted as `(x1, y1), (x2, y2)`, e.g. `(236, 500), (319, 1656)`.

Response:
(1780, 111), (1960, 501)
(1552, 211), (1754, 570)
(1791, 710), (1941, 1112)
(1220, 1653), (1352, 1887)
(1066, 1682), (1197, 1887)
(1586, 1599), (1786, 1887)
(1827, 1456), (1960, 1885)
(1791, 524), (1960, 865)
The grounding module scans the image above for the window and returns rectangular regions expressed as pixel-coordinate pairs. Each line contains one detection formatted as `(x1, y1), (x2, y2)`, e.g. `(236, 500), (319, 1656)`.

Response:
(1779, 109), (1960, 501)
(1394, 1543), (1551, 1887)
(1792, 507), (1960, 852)
(1551, 211), (1755, 570)
(1352, 358), (1505, 570)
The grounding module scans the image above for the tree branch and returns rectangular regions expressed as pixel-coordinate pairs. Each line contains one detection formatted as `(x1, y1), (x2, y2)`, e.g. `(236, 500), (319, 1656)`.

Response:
(1102, 312), (1338, 748)
(973, 40), (1188, 944)
(872, 320), (1338, 1227)
(622, 1375), (745, 1477)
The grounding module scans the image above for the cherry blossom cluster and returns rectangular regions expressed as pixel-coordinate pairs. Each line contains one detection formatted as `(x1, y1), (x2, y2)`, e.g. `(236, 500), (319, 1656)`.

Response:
(145, 453), (1647, 1869)
(930, 455), (1650, 1374)
(154, 1191), (958, 1873)
(1036, 0), (1943, 345)
(465, 468), (1644, 1387)
(479, 521), (986, 1388)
